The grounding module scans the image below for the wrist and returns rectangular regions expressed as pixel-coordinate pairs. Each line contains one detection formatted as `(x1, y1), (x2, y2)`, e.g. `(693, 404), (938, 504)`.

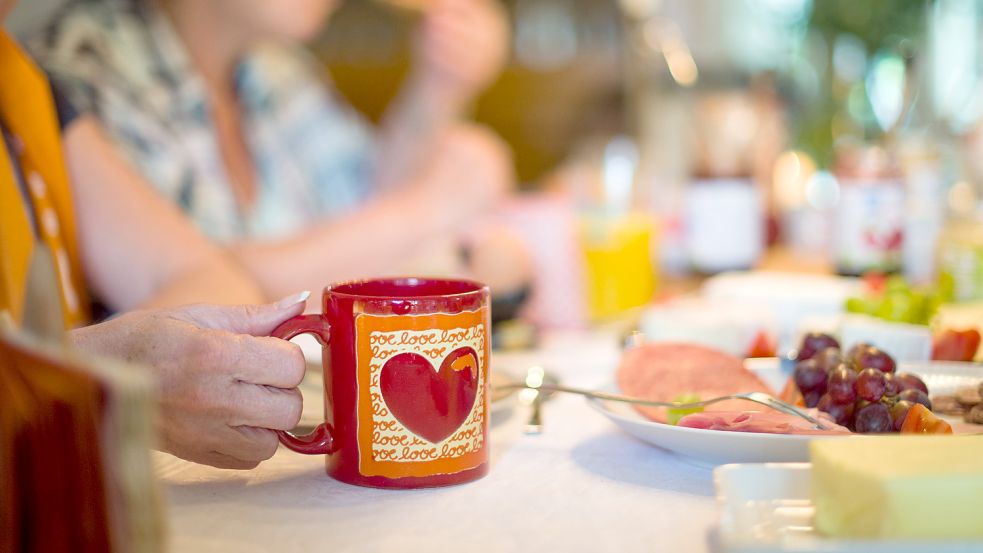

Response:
(67, 312), (141, 360)
(67, 321), (116, 358)
(404, 70), (471, 118)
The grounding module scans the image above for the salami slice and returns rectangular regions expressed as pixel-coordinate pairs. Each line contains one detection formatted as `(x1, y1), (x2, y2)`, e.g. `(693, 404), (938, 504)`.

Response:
(616, 342), (773, 423)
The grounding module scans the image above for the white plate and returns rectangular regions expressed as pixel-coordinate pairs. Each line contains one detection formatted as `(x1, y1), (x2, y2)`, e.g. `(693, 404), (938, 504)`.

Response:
(713, 463), (983, 553)
(586, 384), (844, 466)
(587, 361), (983, 466)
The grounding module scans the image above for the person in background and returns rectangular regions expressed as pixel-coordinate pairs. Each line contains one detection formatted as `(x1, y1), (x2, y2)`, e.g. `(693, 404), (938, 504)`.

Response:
(1, 0), (308, 469)
(31, 0), (517, 300)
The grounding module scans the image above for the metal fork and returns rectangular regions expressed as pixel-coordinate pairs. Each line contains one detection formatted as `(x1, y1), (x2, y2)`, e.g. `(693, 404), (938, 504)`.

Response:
(495, 383), (833, 431)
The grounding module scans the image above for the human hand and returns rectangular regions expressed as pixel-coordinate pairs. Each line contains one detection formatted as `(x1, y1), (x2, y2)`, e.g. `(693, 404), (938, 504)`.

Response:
(412, 0), (509, 107)
(69, 293), (311, 469)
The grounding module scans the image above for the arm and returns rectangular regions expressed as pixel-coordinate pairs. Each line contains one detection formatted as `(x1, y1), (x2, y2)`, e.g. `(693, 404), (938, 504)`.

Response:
(371, 0), (509, 189)
(62, 116), (265, 310)
(230, 125), (512, 299)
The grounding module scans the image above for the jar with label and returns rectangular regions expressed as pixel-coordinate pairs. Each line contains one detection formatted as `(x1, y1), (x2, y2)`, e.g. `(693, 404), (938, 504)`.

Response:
(832, 144), (905, 276)
(684, 177), (764, 273)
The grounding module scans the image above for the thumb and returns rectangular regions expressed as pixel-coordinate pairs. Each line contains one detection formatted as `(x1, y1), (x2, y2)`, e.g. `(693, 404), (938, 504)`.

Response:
(176, 291), (311, 336)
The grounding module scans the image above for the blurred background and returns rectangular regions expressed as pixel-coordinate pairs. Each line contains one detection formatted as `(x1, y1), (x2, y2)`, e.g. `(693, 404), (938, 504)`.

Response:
(318, 0), (983, 296)
(11, 0), (983, 328)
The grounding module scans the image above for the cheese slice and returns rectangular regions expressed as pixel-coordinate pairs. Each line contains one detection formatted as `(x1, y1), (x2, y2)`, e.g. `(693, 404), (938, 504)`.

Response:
(811, 436), (983, 539)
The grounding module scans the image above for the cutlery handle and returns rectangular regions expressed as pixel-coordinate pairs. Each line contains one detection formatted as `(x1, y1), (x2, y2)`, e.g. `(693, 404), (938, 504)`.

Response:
(524, 392), (544, 434)
(271, 315), (337, 455)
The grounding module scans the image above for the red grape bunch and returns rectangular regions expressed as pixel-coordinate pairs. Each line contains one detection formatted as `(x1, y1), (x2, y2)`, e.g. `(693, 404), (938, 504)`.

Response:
(793, 333), (930, 433)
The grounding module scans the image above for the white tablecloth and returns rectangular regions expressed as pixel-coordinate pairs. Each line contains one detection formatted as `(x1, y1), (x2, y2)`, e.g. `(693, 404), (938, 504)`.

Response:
(155, 331), (720, 552)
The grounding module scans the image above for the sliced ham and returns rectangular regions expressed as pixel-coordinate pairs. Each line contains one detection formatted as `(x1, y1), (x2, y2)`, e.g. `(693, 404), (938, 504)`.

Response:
(616, 342), (773, 423)
(677, 409), (851, 435)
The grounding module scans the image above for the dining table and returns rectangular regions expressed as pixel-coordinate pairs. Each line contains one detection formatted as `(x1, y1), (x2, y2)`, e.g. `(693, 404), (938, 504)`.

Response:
(153, 328), (724, 553)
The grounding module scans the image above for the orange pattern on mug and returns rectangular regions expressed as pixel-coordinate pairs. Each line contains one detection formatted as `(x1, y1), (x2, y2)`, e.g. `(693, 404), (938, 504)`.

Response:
(355, 308), (488, 479)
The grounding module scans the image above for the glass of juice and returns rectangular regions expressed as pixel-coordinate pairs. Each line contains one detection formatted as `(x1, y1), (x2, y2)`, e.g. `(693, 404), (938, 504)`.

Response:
(580, 211), (657, 320)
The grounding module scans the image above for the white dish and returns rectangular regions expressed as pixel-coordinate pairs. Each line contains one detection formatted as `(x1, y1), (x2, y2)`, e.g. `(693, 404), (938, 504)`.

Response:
(585, 384), (844, 466)
(838, 315), (932, 363)
(587, 360), (982, 466)
(713, 462), (983, 553)
(899, 360), (983, 395)
(902, 361), (983, 434)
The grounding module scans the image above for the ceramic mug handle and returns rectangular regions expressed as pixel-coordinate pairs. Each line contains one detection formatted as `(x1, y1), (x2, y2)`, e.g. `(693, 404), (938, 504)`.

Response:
(271, 315), (337, 455)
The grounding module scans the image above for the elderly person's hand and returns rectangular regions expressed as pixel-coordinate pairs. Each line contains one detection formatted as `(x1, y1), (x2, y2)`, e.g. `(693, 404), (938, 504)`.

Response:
(70, 293), (310, 469)
(412, 0), (509, 107)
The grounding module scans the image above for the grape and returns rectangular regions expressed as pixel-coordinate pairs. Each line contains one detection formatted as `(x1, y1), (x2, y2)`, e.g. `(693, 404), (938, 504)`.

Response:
(813, 347), (844, 372)
(817, 394), (854, 427)
(898, 388), (932, 411)
(797, 333), (840, 361)
(855, 368), (887, 402)
(845, 342), (874, 371)
(827, 366), (857, 403)
(855, 346), (896, 374)
(794, 359), (828, 394)
(895, 372), (928, 394)
(890, 400), (914, 432)
(882, 372), (900, 397)
(854, 402), (892, 433)
(803, 390), (823, 409)
(847, 399), (872, 431)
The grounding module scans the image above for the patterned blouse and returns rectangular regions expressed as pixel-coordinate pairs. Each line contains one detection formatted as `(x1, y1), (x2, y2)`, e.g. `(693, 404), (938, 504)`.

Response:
(29, 0), (377, 242)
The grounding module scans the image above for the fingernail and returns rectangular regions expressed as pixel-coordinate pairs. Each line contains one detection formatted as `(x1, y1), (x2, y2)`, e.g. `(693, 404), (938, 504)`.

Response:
(276, 290), (311, 309)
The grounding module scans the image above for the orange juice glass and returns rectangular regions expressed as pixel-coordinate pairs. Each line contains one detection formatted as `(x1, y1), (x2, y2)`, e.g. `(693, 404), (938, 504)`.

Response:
(580, 212), (657, 320)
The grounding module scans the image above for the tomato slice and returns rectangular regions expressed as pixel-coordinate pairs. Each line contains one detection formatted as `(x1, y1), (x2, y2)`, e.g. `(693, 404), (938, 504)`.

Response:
(746, 330), (776, 358)
(932, 328), (981, 362)
(900, 403), (953, 434)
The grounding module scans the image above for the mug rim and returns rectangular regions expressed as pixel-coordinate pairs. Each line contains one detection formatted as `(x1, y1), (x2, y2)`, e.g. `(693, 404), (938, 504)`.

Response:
(324, 277), (489, 300)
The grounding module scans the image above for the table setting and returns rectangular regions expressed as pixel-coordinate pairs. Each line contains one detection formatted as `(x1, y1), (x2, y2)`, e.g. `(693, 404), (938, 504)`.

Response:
(149, 269), (983, 553)
(154, 327), (724, 553)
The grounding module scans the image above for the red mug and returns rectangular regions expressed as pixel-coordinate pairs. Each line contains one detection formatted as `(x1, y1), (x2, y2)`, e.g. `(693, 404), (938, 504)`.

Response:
(272, 278), (491, 489)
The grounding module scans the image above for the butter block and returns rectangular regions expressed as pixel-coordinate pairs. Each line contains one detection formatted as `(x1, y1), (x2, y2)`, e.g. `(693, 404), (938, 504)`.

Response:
(811, 436), (983, 539)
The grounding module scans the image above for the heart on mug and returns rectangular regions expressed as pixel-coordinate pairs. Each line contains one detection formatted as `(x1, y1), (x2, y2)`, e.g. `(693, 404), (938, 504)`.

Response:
(379, 347), (479, 444)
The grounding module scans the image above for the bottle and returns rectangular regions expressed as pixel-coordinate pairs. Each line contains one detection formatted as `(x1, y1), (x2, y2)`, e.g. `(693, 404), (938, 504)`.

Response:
(684, 90), (765, 273)
(832, 143), (905, 276)
(937, 200), (983, 303)
(899, 145), (945, 285)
